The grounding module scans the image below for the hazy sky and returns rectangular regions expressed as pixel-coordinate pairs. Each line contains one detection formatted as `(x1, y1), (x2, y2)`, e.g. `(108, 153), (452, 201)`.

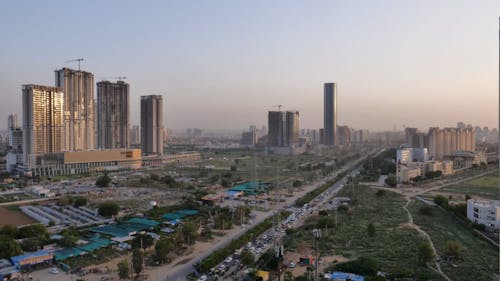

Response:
(0, 0), (499, 131)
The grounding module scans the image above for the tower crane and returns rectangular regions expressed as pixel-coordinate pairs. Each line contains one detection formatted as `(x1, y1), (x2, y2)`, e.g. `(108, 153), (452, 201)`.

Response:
(64, 58), (84, 70)
(101, 76), (127, 82)
(271, 104), (283, 111)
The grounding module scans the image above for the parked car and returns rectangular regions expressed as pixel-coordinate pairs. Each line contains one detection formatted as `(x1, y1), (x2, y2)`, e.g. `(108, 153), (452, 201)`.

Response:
(197, 275), (208, 281)
(49, 268), (59, 274)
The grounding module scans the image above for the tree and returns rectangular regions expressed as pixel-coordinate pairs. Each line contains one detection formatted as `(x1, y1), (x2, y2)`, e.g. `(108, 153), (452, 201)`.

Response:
(0, 236), (22, 259)
(97, 201), (120, 217)
(384, 175), (397, 187)
(73, 196), (87, 207)
(240, 249), (255, 267)
(58, 195), (74, 206)
(132, 249), (144, 276)
(293, 180), (302, 187)
(367, 223), (376, 237)
(96, 172), (112, 187)
(17, 224), (47, 239)
(155, 238), (174, 264)
(230, 165), (237, 171)
(444, 241), (461, 259)
(0, 225), (18, 238)
(131, 234), (154, 249)
(117, 259), (130, 280)
(375, 189), (386, 197)
(58, 233), (78, 248)
(149, 173), (160, 181)
(284, 271), (294, 281)
(433, 195), (448, 207)
(417, 242), (434, 265)
(181, 222), (199, 245)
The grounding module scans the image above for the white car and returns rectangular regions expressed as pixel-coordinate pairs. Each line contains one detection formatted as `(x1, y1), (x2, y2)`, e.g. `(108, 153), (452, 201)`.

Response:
(49, 268), (59, 274)
(225, 256), (233, 263)
(197, 275), (208, 281)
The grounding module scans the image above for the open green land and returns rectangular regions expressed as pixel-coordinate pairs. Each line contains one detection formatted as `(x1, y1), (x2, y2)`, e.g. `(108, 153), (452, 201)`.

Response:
(284, 185), (443, 280)
(440, 171), (500, 200)
(409, 200), (499, 281)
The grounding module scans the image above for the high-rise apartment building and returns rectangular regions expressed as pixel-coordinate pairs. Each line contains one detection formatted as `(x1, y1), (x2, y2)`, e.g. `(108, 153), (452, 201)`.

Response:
(426, 127), (475, 160)
(324, 83), (337, 146)
(337, 125), (352, 146)
(267, 110), (300, 147)
(55, 68), (95, 151)
(22, 85), (64, 162)
(96, 80), (130, 149)
(285, 111), (299, 146)
(7, 113), (18, 129)
(130, 125), (140, 145)
(140, 95), (164, 156)
(405, 128), (428, 148)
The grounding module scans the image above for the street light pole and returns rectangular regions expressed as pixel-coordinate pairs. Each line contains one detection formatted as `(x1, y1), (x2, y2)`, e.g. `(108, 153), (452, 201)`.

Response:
(312, 228), (321, 281)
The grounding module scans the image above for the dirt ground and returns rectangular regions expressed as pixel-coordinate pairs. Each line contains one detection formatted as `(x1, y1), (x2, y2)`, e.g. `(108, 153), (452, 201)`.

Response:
(0, 206), (36, 226)
(284, 250), (349, 277)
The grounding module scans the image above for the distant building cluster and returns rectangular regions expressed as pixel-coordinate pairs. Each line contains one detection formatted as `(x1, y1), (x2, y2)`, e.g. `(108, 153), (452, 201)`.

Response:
(6, 66), (166, 176)
(396, 125), (487, 184)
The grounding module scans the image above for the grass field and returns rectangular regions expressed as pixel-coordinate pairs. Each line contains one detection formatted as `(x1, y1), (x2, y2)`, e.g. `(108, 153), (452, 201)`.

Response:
(409, 200), (499, 281)
(284, 185), (443, 280)
(440, 171), (499, 200)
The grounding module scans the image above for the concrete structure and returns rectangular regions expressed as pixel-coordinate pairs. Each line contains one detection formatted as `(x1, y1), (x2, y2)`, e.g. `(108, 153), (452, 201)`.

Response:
(397, 147), (429, 164)
(352, 129), (369, 143)
(405, 128), (428, 148)
(6, 124), (23, 173)
(22, 85), (64, 163)
(55, 68), (95, 151)
(23, 149), (141, 176)
(141, 95), (163, 155)
(97, 80), (130, 149)
(323, 82), (337, 146)
(443, 151), (487, 169)
(130, 125), (140, 145)
(241, 126), (257, 147)
(285, 111), (300, 145)
(337, 125), (352, 146)
(7, 113), (18, 130)
(267, 110), (300, 147)
(427, 127), (475, 160)
(467, 199), (500, 228)
(396, 164), (421, 183)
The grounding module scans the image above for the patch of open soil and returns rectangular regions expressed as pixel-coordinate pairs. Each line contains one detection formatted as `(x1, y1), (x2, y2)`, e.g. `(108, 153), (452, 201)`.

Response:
(0, 206), (36, 226)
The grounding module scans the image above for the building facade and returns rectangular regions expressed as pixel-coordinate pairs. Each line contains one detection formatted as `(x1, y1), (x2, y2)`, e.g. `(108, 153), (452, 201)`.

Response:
(467, 199), (500, 228)
(337, 125), (351, 146)
(96, 80), (130, 149)
(22, 85), (64, 163)
(323, 82), (337, 146)
(130, 125), (140, 145)
(427, 127), (475, 160)
(55, 68), (95, 151)
(7, 113), (18, 129)
(140, 95), (164, 156)
(267, 110), (300, 147)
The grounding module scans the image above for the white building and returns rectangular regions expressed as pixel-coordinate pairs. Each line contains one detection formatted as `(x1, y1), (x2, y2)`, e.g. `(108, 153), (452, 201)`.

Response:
(467, 199), (500, 228)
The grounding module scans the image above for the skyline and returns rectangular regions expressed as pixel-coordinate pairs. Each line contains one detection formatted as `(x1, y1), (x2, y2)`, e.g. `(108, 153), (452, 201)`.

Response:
(0, 1), (499, 131)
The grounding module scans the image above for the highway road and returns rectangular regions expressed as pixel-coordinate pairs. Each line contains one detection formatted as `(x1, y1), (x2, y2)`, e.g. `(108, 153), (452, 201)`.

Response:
(164, 148), (382, 281)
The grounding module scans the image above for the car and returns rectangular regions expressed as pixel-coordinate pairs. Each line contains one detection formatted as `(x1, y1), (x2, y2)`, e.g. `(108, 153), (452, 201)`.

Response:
(197, 275), (208, 281)
(289, 262), (296, 268)
(49, 268), (59, 274)
(225, 257), (233, 263)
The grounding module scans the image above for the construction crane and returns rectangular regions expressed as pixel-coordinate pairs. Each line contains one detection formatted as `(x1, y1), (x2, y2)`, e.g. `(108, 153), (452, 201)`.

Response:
(101, 76), (127, 82)
(271, 104), (283, 111)
(65, 58), (84, 70)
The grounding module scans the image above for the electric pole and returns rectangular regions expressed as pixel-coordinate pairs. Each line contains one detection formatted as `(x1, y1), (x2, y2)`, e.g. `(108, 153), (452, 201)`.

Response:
(312, 228), (321, 281)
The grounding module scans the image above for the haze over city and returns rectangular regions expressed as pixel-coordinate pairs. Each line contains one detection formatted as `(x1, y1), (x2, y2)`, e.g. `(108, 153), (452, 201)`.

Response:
(0, 0), (498, 131)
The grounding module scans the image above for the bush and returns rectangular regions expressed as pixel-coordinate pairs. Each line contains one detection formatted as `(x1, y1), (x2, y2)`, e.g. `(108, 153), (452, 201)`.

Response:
(385, 175), (397, 187)
(418, 205), (434, 216)
(375, 189), (386, 197)
(98, 201), (120, 217)
(334, 257), (378, 276)
(433, 195), (448, 207)
(444, 241), (462, 259)
(417, 242), (434, 265)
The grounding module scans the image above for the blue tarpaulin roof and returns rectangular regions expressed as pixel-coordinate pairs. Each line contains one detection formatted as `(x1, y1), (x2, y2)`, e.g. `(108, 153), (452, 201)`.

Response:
(11, 250), (53, 268)
(327, 272), (364, 281)
(161, 209), (199, 220)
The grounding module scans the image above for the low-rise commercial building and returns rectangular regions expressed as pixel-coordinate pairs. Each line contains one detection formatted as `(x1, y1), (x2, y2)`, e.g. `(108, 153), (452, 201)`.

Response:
(467, 199), (500, 228)
(23, 149), (142, 176)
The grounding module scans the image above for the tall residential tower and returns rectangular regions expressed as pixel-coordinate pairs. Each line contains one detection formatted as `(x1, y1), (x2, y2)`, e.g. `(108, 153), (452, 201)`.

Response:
(324, 83), (338, 146)
(22, 85), (64, 162)
(55, 68), (95, 151)
(140, 95), (164, 155)
(96, 80), (130, 149)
